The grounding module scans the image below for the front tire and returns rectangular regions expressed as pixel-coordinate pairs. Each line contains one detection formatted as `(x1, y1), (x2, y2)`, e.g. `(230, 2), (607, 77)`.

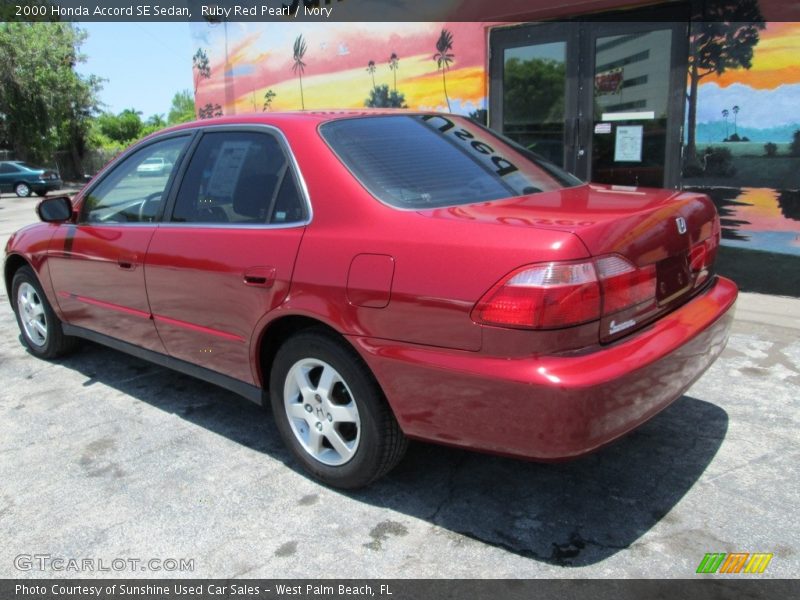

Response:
(270, 330), (407, 489)
(14, 182), (32, 197)
(11, 266), (77, 359)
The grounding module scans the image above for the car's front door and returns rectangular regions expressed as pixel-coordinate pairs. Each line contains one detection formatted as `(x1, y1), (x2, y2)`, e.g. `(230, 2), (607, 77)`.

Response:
(144, 127), (309, 385)
(48, 134), (192, 351)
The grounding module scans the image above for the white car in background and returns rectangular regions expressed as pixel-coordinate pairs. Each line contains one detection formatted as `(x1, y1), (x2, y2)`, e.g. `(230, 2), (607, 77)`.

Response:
(136, 157), (169, 177)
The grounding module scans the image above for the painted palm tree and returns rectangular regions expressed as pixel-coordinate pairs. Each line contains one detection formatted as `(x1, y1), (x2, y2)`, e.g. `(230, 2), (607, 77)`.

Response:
(192, 48), (211, 96)
(388, 52), (399, 92)
(433, 29), (454, 112)
(732, 105), (740, 136)
(263, 89), (276, 112)
(722, 108), (730, 139)
(366, 60), (376, 90)
(292, 34), (307, 110)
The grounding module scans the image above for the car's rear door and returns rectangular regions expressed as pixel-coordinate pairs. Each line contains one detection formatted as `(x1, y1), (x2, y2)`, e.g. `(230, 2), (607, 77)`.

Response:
(144, 127), (309, 385)
(48, 134), (192, 352)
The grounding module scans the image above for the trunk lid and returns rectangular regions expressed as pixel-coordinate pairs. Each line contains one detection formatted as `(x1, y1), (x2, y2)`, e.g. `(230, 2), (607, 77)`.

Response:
(418, 183), (720, 341)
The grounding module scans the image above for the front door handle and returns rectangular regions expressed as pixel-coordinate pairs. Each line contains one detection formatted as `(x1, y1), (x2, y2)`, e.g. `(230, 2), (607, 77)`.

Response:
(243, 266), (276, 288)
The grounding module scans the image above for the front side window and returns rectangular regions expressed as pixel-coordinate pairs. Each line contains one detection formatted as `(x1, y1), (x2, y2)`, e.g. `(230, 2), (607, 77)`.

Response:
(320, 114), (582, 209)
(171, 130), (306, 225)
(0, 163), (21, 174)
(81, 136), (189, 224)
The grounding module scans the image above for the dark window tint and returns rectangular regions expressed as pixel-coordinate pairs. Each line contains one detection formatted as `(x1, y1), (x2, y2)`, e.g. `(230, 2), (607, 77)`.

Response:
(320, 115), (580, 209)
(0, 163), (21, 174)
(172, 131), (305, 224)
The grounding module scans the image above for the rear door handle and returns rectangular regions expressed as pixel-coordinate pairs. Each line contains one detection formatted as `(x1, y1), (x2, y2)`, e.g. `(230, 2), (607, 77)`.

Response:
(243, 266), (276, 288)
(118, 254), (138, 270)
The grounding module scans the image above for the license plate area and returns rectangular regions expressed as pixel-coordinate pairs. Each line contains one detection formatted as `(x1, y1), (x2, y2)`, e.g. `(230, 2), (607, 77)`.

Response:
(657, 252), (691, 305)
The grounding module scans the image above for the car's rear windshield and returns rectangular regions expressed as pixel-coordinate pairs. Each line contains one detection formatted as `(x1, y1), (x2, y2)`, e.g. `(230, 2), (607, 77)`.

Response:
(319, 114), (582, 209)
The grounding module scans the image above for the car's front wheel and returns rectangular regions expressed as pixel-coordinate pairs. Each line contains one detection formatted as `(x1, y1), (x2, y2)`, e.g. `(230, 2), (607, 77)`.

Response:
(11, 266), (77, 359)
(14, 182), (32, 197)
(270, 330), (407, 488)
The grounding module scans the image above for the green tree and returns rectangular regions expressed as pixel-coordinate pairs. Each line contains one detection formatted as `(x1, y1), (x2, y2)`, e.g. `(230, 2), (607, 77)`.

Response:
(433, 29), (454, 112)
(364, 84), (407, 108)
(95, 109), (144, 144)
(292, 34), (307, 110)
(146, 114), (166, 128)
(0, 23), (101, 176)
(388, 52), (399, 92)
(685, 2), (764, 167)
(168, 90), (196, 125)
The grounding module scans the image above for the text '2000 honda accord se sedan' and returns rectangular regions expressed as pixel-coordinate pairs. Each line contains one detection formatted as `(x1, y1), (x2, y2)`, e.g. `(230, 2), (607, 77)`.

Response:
(5, 111), (737, 488)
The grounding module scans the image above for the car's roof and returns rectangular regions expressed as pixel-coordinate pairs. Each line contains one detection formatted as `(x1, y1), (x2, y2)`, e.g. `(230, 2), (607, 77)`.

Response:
(155, 109), (449, 137)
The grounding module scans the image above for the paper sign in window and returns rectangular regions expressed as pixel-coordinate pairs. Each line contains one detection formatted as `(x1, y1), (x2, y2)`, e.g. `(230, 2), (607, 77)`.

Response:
(614, 125), (643, 162)
(206, 141), (250, 198)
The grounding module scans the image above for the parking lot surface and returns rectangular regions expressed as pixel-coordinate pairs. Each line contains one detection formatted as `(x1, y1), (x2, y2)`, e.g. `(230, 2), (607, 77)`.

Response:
(1, 192), (798, 578)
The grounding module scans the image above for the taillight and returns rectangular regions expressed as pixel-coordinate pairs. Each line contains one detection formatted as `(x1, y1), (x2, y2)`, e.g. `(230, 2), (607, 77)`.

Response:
(472, 261), (601, 329)
(596, 255), (656, 315)
(689, 218), (720, 288)
(474, 255), (662, 331)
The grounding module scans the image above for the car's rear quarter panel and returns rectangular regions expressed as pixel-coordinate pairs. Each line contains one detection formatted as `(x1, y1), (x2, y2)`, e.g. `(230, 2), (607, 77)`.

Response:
(277, 118), (594, 353)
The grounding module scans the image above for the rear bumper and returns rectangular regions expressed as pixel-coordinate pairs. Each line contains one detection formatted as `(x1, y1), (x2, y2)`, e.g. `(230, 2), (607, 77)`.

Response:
(352, 276), (738, 460)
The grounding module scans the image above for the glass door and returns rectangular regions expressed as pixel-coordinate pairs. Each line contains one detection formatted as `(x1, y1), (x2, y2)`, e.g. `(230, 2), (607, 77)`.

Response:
(490, 21), (687, 188)
(583, 23), (687, 187)
(489, 24), (580, 173)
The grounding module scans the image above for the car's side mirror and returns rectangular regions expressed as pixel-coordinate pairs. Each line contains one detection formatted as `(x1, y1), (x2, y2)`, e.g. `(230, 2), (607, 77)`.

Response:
(37, 196), (73, 223)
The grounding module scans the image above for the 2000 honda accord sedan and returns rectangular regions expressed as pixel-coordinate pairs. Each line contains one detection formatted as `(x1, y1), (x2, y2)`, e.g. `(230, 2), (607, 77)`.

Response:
(4, 111), (737, 488)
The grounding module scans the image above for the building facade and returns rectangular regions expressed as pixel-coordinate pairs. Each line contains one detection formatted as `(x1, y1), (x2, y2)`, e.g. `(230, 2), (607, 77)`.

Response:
(190, 0), (800, 289)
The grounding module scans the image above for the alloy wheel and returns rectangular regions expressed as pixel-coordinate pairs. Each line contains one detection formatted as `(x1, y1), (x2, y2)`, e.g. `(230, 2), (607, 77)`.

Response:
(17, 282), (48, 346)
(283, 358), (361, 466)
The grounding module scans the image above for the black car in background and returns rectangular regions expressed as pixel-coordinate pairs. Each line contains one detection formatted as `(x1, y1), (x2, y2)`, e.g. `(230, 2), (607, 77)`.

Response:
(0, 161), (62, 197)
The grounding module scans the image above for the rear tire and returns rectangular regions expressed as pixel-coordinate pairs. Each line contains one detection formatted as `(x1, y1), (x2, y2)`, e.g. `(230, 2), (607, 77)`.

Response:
(11, 266), (78, 359)
(270, 330), (407, 489)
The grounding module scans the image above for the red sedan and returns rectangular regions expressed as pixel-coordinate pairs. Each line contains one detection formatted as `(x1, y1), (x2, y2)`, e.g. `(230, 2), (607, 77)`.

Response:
(4, 111), (737, 488)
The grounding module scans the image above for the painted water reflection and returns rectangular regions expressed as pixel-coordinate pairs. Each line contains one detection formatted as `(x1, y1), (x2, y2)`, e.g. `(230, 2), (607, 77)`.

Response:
(687, 187), (800, 256)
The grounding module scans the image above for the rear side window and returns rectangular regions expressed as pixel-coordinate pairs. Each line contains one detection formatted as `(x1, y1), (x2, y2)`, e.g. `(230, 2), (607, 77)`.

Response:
(320, 115), (581, 209)
(172, 131), (306, 225)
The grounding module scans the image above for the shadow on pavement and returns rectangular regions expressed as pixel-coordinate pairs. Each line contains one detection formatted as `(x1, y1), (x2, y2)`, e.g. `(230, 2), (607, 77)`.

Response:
(56, 340), (728, 567)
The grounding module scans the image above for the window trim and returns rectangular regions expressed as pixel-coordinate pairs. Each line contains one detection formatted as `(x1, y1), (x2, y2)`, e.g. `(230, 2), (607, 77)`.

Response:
(77, 130), (196, 226)
(160, 124), (313, 229)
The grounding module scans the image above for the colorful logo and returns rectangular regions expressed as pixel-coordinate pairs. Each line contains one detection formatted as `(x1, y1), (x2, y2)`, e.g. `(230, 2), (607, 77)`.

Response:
(696, 553), (773, 574)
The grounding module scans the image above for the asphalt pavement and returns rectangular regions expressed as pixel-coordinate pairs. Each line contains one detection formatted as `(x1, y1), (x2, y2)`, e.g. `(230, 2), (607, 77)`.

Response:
(0, 191), (798, 578)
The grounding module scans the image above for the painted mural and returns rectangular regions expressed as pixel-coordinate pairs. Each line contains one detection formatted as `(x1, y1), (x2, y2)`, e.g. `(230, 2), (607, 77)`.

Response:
(682, 20), (800, 258)
(189, 17), (800, 261)
(189, 22), (489, 117)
